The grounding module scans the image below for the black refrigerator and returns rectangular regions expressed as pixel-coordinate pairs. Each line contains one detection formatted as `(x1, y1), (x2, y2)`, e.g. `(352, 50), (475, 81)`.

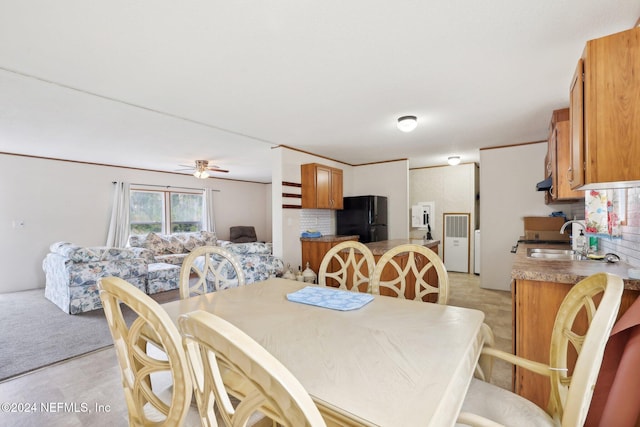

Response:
(336, 196), (388, 243)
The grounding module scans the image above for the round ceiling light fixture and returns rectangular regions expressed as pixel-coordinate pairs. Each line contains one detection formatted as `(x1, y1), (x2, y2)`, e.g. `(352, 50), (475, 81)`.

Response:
(447, 156), (461, 166)
(397, 115), (418, 132)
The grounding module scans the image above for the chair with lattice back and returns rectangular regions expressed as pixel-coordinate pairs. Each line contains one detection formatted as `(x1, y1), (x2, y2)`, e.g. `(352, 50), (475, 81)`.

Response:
(458, 272), (624, 427)
(369, 244), (449, 304)
(98, 276), (199, 426)
(318, 241), (376, 292)
(178, 310), (327, 427)
(179, 246), (246, 299)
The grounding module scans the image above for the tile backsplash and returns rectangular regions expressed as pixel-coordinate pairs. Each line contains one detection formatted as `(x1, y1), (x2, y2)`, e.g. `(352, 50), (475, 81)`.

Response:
(598, 187), (640, 266)
(300, 209), (335, 236)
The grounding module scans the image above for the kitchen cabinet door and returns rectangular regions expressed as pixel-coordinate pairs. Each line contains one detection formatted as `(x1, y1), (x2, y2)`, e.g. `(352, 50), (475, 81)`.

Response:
(301, 163), (344, 209)
(513, 279), (640, 409)
(569, 60), (585, 189)
(549, 109), (583, 201)
(569, 27), (640, 189)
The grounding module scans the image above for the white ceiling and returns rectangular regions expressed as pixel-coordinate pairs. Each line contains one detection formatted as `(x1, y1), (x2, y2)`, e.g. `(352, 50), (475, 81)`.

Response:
(1, 1), (638, 183)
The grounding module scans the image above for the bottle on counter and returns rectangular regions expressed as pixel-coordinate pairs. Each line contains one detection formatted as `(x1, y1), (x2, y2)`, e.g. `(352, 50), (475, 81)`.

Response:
(303, 262), (317, 284)
(576, 230), (587, 253)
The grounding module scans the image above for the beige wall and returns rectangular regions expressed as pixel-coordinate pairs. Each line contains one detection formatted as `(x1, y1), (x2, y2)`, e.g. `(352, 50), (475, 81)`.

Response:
(352, 160), (409, 240)
(479, 143), (576, 290)
(0, 153), (270, 293)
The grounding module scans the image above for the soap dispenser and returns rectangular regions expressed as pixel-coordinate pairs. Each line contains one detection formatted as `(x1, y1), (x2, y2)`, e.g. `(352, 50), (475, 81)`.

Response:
(575, 230), (587, 254)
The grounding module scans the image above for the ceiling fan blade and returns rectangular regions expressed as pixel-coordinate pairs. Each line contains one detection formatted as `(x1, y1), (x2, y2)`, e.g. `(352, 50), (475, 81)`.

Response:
(206, 168), (229, 173)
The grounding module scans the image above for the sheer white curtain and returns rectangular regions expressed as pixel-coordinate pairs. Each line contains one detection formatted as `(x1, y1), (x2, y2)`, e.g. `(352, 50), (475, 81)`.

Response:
(203, 188), (216, 232)
(106, 182), (131, 247)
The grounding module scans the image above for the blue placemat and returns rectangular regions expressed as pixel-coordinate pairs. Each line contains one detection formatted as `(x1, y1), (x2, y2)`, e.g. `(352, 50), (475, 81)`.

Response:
(286, 286), (374, 311)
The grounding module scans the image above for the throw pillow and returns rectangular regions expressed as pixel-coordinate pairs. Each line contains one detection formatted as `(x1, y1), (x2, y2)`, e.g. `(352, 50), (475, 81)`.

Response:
(183, 235), (206, 251)
(128, 234), (145, 248)
(167, 236), (186, 254)
(200, 230), (218, 246)
(144, 232), (167, 255)
(50, 242), (101, 262)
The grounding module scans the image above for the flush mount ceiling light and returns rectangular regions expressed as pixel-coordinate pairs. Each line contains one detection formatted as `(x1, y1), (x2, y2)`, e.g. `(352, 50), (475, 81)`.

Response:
(397, 115), (418, 132)
(447, 156), (461, 166)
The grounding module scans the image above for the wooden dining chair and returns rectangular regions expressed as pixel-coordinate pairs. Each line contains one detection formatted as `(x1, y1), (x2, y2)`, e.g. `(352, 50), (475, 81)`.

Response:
(179, 245), (246, 299)
(369, 244), (449, 304)
(457, 272), (624, 427)
(318, 241), (376, 292)
(178, 310), (327, 427)
(98, 276), (200, 427)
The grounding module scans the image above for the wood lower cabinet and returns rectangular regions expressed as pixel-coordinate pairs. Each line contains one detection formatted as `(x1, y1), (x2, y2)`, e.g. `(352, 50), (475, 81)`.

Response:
(300, 236), (358, 278)
(512, 279), (640, 409)
(301, 163), (343, 209)
(569, 26), (640, 189)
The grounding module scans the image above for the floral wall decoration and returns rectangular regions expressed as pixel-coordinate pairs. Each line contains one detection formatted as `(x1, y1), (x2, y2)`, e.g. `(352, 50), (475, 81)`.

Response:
(585, 189), (624, 237)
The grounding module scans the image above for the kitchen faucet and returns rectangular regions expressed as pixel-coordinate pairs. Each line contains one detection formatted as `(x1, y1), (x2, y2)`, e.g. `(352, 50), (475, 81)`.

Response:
(560, 220), (587, 256)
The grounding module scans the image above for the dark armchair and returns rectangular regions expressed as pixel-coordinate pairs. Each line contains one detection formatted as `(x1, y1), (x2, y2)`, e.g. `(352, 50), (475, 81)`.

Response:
(229, 226), (258, 243)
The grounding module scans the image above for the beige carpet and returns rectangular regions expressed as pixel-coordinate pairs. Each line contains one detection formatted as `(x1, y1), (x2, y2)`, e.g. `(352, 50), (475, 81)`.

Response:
(447, 272), (513, 391)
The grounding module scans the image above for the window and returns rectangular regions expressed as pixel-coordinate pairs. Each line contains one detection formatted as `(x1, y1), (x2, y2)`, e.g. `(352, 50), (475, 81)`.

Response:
(130, 189), (203, 235)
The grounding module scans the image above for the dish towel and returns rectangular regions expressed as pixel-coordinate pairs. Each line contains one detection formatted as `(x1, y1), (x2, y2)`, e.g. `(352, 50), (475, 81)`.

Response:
(301, 231), (322, 238)
(286, 286), (374, 311)
(585, 296), (640, 427)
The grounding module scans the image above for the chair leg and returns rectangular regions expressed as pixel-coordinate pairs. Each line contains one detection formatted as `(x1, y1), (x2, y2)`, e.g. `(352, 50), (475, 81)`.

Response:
(474, 323), (495, 382)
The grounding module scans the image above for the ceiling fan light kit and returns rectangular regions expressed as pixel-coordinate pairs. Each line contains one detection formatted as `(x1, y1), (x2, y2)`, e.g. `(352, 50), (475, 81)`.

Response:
(176, 159), (229, 178)
(193, 169), (210, 179)
(397, 115), (418, 132)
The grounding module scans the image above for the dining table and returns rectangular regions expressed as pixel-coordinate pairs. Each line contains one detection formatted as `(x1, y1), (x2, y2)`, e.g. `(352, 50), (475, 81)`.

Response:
(161, 278), (486, 427)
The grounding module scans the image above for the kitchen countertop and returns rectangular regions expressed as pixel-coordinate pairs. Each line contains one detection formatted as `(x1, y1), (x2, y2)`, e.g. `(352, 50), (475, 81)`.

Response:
(512, 242), (640, 291)
(364, 239), (440, 256)
(299, 235), (359, 242)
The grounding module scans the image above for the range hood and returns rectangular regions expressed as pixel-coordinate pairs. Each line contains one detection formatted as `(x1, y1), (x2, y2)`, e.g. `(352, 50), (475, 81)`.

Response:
(536, 176), (552, 191)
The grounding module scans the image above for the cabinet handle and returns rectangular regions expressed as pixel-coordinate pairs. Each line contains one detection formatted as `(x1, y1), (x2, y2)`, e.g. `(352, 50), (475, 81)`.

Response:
(567, 167), (573, 184)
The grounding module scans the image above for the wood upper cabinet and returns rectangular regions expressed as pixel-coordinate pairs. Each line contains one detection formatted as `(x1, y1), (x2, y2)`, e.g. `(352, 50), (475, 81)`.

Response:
(569, 26), (640, 189)
(546, 108), (584, 203)
(301, 163), (343, 209)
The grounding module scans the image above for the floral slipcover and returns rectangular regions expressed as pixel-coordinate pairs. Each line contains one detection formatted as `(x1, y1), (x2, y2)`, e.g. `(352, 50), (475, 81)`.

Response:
(128, 231), (218, 265)
(44, 236), (284, 314)
(146, 263), (181, 294)
(43, 242), (148, 314)
(192, 242), (285, 289)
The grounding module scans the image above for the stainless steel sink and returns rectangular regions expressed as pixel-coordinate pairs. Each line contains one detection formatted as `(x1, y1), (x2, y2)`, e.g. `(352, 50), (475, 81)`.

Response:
(526, 248), (584, 260)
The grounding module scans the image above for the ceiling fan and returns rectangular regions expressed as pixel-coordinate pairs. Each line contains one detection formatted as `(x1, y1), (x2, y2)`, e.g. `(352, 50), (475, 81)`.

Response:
(176, 160), (229, 179)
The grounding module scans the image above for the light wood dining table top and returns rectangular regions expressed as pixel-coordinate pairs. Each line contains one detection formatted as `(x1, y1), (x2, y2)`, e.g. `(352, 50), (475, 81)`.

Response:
(161, 278), (485, 427)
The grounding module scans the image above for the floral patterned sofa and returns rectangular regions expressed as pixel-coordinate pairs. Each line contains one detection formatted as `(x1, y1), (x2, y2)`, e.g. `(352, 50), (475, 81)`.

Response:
(128, 231), (219, 265)
(43, 242), (148, 314)
(43, 234), (285, 314)
(200, 241), (285, 286)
